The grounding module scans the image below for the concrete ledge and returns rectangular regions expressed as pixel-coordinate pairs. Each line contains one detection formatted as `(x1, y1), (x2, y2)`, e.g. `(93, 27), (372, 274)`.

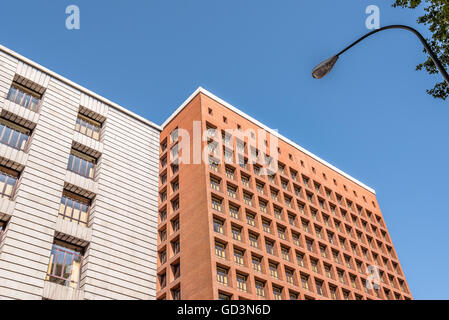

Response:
(65, 171), (98, 195)
(0, 144), (28, 170)
(73, 131), (103, 158)
(54, 217), (91, 245)
(0, 197), (15, 217)
(1, 99), (40, 127)
(42, 280), (85, 300)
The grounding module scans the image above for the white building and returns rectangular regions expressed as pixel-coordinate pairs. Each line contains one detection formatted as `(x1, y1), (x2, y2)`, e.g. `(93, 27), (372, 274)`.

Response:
(0, 45), (160, 300)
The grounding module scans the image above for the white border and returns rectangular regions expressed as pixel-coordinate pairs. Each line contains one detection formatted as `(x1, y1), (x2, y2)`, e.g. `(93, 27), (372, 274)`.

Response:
(163, 87), (376, 194)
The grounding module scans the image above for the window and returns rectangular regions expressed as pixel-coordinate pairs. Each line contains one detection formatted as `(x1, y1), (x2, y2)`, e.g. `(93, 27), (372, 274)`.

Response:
(315, 280), (324, 296)
(170, 263), (180, 281)
(170, 128), (178, 142)
(246, 213), (256, 227)
(7, 82), (41, 111)
(266, 240), (275, 255)
(302, 221), (309, 233)
(67, 150), (95, 179)
(171, 180), (179, 193)
(215, 242), (226, 259)
(236, 139), (245, 153)
(224, 148), (234, 163)
(329, 286), (337, 300)
(256, 182), (265, 195)
(0, 220), (6, 241)
(217, 267), (228, 286)
(324, 265), (332, 279)
(241, 175), (250, 187)
(159, 250), (167, 264)
(213, 219), (224, 234)
(288, 214), (296, 226)
(232, 227), (242, 241)
(297, 253), (305, 267)
(209, 157), (219, 172)
(46, 241), (83, 288)
(273, 287), (283, 300)
(0, 166), (18, 199)
(225, 167), (235, 179)
(172, 198), (179, 212)
(234, 249), (244, 266)
(229, 205), (239, 219)
(252, 256), (262, 272)
(255, 281), (265, 298)
(285, 269), (294, 284)
(274, 207), (282, 220)
(249, 233), (259, 248)
(58, 191), (90, 226)
(281, 247), (290, 261)
(278, 227), (286, 240)
(319, 245), (327, 258)
(210, 176), (221, 191)
(172, 239), (180, 255)
(243, 192), (253, 206)
(227, 185), (237, 199)
(271, 190), (279, 201)
(310, 259), (319, 273)
(290, 292), (299, 300)
(306, 239), (314, 252)
(160, 139), (167, 153)
(292, 233), (300, 246)
(236, 274), (247, 292)
(262, 219), (271, 233)
(159, 229), (167, 242)
(218, 292), (231, 300)
(159, 273), (167, 289)
(172, 287), (181, 300)
(0, 118), (30, 151)
(212, 197), (223, 212)
(338, 270), (346, 284)
(75, 114), (101, 140)
(301, 275), (309, 290)
(281, 179), (289, 191)
(259, 200), (267, 213)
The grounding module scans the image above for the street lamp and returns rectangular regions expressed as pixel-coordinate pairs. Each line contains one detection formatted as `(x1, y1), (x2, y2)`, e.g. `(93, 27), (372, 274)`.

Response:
(312, 24), (449, 85)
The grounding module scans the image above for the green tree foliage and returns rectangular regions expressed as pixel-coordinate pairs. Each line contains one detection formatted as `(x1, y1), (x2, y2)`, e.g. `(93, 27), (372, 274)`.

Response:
(393, 0), (449, 100)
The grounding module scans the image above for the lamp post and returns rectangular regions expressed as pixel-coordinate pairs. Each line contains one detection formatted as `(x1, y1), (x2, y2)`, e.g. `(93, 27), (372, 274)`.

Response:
(312, 24), (449, 86)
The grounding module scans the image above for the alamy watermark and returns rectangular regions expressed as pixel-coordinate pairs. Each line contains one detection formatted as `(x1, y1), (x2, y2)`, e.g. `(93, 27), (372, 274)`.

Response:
(365, 5), (380, 30)
(66, 5), (80, 30)
(166, 121), (279, 175)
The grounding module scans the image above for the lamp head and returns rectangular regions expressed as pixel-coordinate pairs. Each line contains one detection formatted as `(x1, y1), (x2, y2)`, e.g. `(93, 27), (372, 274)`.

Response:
(312, 55), (339, 79)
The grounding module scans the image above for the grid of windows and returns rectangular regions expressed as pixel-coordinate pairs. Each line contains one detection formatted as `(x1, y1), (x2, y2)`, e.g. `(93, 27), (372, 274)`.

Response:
(157, 117), (410, 300)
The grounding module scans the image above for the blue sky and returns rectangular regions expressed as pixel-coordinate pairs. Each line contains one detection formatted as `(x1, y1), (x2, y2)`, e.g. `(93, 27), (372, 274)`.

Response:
(1, 0), (447, 299)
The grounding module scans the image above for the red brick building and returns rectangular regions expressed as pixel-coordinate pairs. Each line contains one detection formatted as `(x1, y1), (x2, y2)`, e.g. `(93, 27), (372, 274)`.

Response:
(156, 87), (412, 300)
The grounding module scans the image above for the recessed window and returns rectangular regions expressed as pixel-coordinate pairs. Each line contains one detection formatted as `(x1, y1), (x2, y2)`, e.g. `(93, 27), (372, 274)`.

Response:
(0, 166), (19, 200)
(7, 81), (42, 112)
(46, 240), (84, 289)
(75, 113), (101, 140)
(2, 115), (32, 152)
(236, 274), (248, 292)
(58, 190), (90, 227)
(216, 266), (228, 286)
(215, 241), (226, 259)
(67, 150), (96, 179)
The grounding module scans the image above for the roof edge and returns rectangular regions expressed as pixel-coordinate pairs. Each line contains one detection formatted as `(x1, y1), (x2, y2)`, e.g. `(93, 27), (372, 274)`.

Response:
(0, 44), (162, 132)
(163, 86), (376, 195)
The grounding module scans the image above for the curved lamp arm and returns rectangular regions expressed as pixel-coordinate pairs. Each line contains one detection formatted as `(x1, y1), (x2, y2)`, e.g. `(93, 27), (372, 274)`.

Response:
(312, 24), (449, 85)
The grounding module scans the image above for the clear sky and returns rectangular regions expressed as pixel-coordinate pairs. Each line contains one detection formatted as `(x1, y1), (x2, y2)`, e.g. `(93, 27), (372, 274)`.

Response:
(1, 0), (447, 299)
